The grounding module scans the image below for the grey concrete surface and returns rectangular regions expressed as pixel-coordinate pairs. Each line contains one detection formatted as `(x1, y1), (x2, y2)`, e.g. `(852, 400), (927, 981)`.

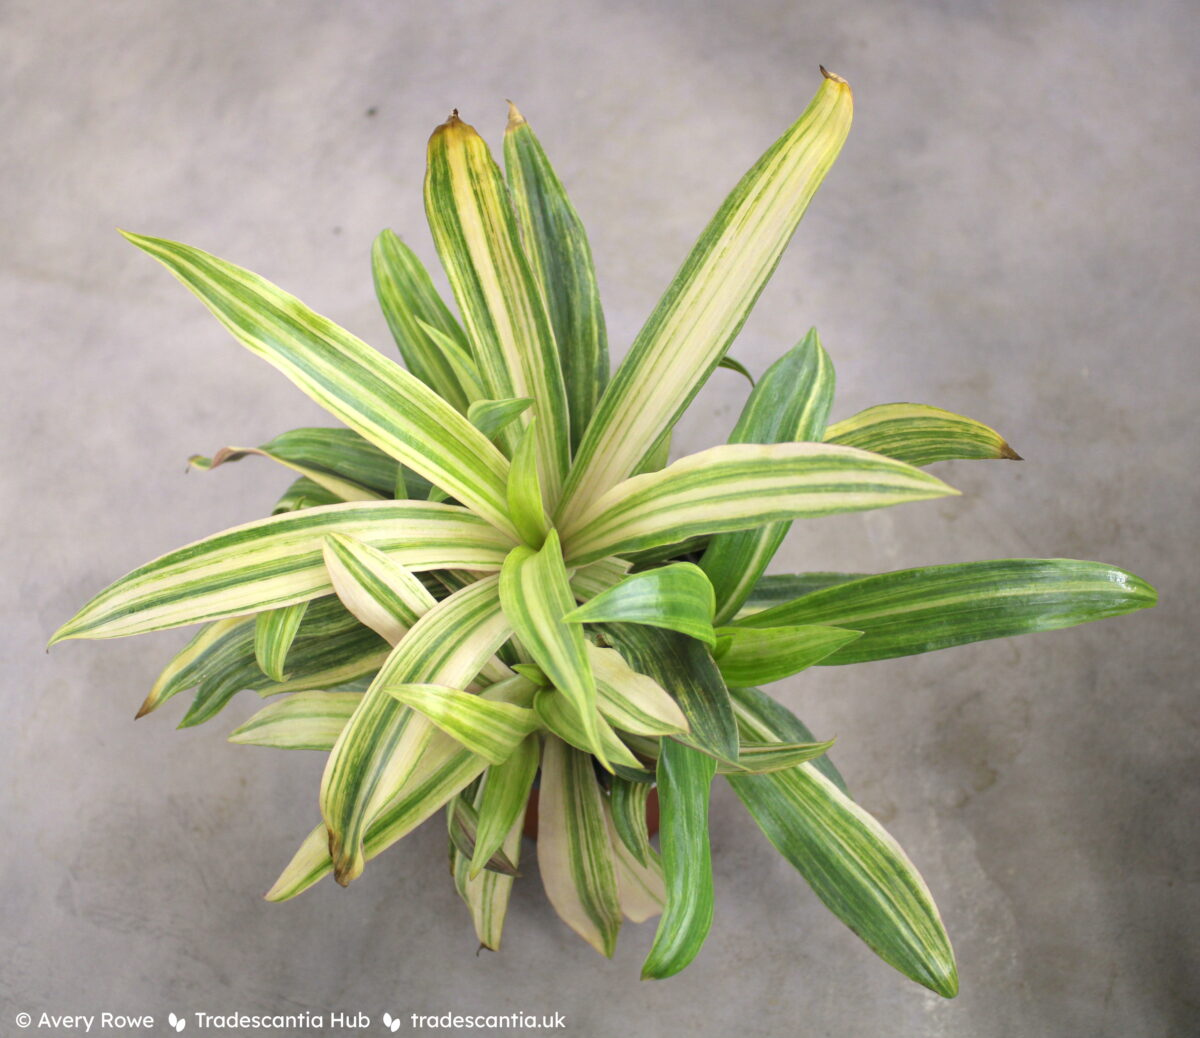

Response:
(3, 0), (1196, 1034)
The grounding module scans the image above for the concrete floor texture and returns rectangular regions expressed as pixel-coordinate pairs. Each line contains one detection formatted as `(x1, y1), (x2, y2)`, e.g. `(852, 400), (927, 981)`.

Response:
(3, 0), (1196, 1034)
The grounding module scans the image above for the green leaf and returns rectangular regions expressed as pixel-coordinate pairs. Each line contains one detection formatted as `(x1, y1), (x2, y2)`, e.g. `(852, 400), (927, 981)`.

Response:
(537, 735), (623, 957)
(51, 501), (511, 644)
(504, 102), (610, 451)
(136, 595), (374, 719)
(564, 563), (716, 646)
(729, 685), (848, 794)
(469, 733), (539, 878)
(446, 795), (520, 876)
(229, 690), (361, 750)
(121, 231), (516, 535)
(736, 572), (865, 617)
(260, 427), (407, 495)
(499, 531), (607, 767)
(586, 642), (690, 737)
(595, 623), (738, 763)
(641, 739), (717, 979)
(320, 576), (511, 885)
(735, 559), (1158, 664)
(825, 403), (1021, 466)
(253, 600), (309, 681)
(727, 688), (957, 996)
(533, 689), (643, 771)
(467, 397), (533, 443)
(608, 775), (654, 867)
(700, 329), (836, 623)
(372, 228), (473, 413)
(561, 442), (958, 566)
(506, 419), (550, 548)
(414, 316), (489, 404)
(425, 113), (570, 501)
(386, 682), (540, 764)
(557, 72), (854, 530)
(569, 557), (631, 601)
(272, 476), (343, 514)
(268, 676), (537, 902)
(713, 624), (862, 685)
(190, 445), (383, 503)
(717, 355), (755, 385)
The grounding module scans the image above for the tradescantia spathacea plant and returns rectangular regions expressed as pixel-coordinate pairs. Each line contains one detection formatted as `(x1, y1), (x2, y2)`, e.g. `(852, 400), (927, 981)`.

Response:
(51, 69), (1157, 994)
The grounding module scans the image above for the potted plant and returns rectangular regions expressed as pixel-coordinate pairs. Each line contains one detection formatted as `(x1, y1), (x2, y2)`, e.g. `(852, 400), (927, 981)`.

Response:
(51, 69), (1155, 994)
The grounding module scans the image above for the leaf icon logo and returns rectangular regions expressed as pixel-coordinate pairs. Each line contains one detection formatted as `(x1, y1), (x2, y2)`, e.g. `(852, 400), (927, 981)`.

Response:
(381, 1012), (400, 1032)
(168, 1013), (186, 1033)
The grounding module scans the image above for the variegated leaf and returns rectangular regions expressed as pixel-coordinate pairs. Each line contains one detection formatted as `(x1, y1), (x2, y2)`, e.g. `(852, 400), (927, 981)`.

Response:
(564, 563), (716, 646)
(824, 403), (1020, 467)
(229, 690), (361, 750)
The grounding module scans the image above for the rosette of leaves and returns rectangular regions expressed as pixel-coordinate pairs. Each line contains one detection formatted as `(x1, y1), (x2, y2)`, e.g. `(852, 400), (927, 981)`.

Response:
(52, 70), (1156, 994)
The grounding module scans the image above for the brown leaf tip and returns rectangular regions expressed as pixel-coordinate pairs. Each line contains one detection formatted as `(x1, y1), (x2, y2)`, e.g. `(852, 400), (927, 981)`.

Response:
(1000, 442), (1023, 461)
(819, 65), (848, 84)
(506, 99), (526, 131)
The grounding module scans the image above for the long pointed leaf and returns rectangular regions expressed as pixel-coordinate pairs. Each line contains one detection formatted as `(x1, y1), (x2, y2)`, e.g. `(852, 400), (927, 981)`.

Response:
(321, 532), (435, 646)
(51, 501), (511, 643)
(190, 445), (382, 502)
(504, 102), (609, 450)
(727, 687), (957, 996)
(122, 231), (515, 534)
(557, 71), (853, 528)
(735, 559), (1158, 663)
(561, 442), (958, 566)
(469, 733), (539, 878)
(825, 403), (1020, 466)
(386, 682), (540, 764)
(425, 113), (570, 501)
(229, 690), (360, 750)
(538, 735), (623, 957)
(641, 739), (717, 979)
(372, 228), (473, 412)
(586, 643), (689, 737)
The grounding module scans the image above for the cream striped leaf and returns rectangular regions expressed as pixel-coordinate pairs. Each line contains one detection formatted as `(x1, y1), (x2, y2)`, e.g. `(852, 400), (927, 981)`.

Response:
(537, 735), (623, 957)
(229, 691), (361, 750)
(641, 739), (717, 979)
(320, 576), (511, 885)
(504, 102), (609, 451)
(122, 231), (515, 534)
(569, 557), (631, 601)
(51, 501), (511, 643)
(562, 442), (957, 566)
(715, 738), (836, 775)
(137, 616), (248, 718)
(425, 113), (570, 501)
(190, 446), (382, 502)
(825, 403), (1021, 467)
(451, 792), (525, 950)
(533, 689), (643, 771)
(372, 228), (473, 413)
(499, 531), (607, 767)
(700, 330), (836, 624)
(727, 685), (957, 996)
(321, 532), (435, 646)
(266, 675), (539, 901)
(469, 732), (539, 879)
(586, 643), (689, 737)
(386, 683), (540, 764)
(253, 600), (309, 681)
(272, 476), (343, 514)
(604, 801), (665, 923)
(556, 72), (853, 529)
